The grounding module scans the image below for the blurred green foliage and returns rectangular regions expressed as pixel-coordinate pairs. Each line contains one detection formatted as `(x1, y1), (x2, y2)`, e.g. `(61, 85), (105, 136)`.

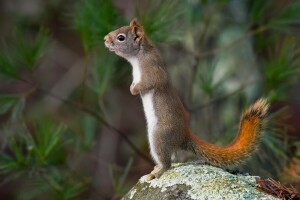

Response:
(137, 0), (182, 43)
(73, 0), (122, 51)
(264, 38), (300, 101)
(0, 29), (47, 79)
(0, 0), (299, 199)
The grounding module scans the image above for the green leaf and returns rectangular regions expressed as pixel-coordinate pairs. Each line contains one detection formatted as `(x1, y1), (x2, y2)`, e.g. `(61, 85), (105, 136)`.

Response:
(249, 0), (272, 25)
(0, 28), (47, 79)
(0, 153), (20, 173)
(140, 0), (183, 43)
(61, 181), (86, 200)
(0, 51), (19, 79)
(16, 28), (48, 71)
(269, 1), (300, 32)
(264, 38), (300, 98)
(0, 95), (20, 114)
(44, 169), (87, 200)
(0, 137), (29, 176)
(73, 0), (123, 51)
(0, 95), (26, 123)
(43, 173), (63, 191)
(30, 121), (64, 164)
(197, 60), (230, 96)
(11, 97), (26, 121)
(0, 119), (66, 179)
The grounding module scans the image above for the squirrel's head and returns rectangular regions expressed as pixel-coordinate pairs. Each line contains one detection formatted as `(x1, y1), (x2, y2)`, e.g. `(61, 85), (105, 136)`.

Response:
(104, 19), (147, 58)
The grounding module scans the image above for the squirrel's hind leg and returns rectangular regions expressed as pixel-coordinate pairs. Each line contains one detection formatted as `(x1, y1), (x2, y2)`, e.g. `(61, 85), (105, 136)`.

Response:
(146, 136), (173, 180)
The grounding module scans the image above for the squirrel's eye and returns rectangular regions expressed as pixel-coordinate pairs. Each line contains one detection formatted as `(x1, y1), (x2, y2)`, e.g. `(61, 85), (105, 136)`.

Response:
(117, 34), (126, 42)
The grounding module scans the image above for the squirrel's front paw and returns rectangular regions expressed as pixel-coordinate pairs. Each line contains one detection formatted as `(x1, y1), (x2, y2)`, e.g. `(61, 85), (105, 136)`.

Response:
(130, 83), (139, 95)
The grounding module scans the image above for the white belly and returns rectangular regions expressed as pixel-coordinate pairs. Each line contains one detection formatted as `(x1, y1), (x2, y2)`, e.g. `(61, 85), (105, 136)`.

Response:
(127, 58), (160, 164)
(141, 90), (159, 164)
(128, 58), (141, 84)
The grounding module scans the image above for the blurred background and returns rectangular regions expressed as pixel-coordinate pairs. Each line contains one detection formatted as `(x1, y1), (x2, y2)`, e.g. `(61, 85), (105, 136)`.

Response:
(0, 0), (300, 199)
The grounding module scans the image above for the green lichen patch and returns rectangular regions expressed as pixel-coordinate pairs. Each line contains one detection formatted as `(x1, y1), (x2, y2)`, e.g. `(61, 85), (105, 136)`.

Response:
(123, 162), (278, 200)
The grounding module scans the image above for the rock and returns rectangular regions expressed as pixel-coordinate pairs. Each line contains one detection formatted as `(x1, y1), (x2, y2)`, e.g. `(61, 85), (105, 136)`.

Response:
(122, 162), (278, 200)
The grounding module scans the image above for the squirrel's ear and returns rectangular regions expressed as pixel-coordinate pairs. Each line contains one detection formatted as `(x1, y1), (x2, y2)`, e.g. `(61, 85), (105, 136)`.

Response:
(129, 18), (140, 27)
(129, 18), (145, 42)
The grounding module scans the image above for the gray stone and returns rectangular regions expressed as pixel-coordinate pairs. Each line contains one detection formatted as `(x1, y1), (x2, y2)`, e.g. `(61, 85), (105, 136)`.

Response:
(122, 162), (278, 200)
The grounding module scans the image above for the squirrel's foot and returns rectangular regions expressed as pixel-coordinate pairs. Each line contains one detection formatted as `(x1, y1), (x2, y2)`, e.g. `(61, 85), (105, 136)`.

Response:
(146, 173), (155, 181)
(146, 166), (166, 181)
(151, 165), (161, 174)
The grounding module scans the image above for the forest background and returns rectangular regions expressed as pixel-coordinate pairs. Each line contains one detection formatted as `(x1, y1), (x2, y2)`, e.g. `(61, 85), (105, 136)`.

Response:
(0, 0), (300, 199)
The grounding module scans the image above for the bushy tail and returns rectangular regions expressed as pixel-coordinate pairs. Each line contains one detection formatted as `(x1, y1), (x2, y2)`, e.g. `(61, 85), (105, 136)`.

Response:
(188, 99), (269, 167)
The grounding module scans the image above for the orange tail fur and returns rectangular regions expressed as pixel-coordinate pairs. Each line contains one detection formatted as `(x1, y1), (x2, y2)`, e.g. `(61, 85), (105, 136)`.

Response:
(188, 99), (269, 167)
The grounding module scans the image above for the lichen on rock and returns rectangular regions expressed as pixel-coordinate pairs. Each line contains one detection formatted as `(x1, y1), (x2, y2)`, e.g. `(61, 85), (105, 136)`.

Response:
(122, 162), (278, 200)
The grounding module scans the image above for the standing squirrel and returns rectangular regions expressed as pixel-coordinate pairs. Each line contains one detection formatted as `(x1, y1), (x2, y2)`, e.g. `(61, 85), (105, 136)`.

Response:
(104, 19), (269, 180)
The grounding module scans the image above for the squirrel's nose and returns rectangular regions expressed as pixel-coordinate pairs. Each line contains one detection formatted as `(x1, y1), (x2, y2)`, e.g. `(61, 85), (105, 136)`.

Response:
(104, 35), (109, 42)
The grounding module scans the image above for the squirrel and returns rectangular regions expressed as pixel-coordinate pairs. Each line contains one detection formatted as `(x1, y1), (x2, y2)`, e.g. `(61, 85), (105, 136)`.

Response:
(104, 19), (269, 180)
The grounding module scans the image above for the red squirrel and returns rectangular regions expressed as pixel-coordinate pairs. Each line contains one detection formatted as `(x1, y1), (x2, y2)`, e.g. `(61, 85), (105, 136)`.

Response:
(104, 19), (269, 180)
